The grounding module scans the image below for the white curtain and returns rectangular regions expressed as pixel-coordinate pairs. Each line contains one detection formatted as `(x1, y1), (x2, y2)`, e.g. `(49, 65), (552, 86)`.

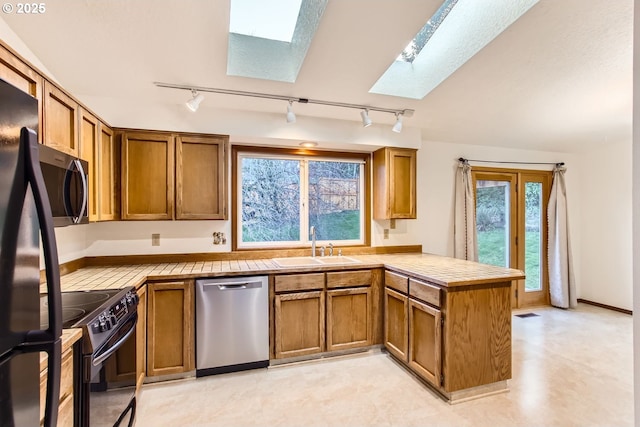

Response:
(454, 161), (478, 261)
(547, 166), (577, 308)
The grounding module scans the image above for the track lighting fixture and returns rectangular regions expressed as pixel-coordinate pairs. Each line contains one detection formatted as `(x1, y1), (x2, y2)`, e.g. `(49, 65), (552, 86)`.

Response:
(392, 113), (403, 133)
(360, 109), (372, 128)
(185, 90), (205, 112)
(286, 100), (296, 123)
(156, 82), (414, 125)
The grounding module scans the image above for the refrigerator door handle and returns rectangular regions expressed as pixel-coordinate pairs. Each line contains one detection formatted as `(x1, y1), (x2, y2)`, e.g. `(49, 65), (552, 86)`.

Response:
(42, 340), (62, 427)
(21, 128), (63, 427)
(22, 127), (62, 343)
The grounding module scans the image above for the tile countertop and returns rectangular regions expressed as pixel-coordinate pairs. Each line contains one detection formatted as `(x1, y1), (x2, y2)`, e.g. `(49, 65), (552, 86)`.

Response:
(42, 253), (524, 293)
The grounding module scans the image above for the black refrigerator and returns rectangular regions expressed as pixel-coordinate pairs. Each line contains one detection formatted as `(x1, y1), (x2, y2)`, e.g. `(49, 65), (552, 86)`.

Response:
(0, 78), (63, 426)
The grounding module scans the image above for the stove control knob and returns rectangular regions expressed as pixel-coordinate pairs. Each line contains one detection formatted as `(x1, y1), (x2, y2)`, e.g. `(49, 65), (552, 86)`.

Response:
(126, 292), (137, 306)
(98, 314), (109, 332)
(110, 314), (118, 326)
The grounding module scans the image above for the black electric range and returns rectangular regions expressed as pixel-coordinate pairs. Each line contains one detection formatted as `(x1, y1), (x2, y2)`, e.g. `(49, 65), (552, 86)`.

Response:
(40, 289), (124, 329)
(40, 288), (139, 427)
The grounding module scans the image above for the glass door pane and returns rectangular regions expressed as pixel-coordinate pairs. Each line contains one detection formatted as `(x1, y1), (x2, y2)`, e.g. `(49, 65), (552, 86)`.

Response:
(524, 182), (543, 292)
(476, 180), (511, 268)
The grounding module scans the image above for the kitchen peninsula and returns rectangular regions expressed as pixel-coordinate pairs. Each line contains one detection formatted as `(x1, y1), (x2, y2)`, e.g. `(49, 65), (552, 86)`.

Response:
(46, 252), (524, 403)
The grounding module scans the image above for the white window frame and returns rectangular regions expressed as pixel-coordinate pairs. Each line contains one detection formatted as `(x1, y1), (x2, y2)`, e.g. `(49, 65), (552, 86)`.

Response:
(236, 152), (365, 249)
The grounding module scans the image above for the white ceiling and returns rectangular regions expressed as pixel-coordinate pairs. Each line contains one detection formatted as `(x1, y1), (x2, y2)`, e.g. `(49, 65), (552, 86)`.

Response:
(1, 0), (632, 152)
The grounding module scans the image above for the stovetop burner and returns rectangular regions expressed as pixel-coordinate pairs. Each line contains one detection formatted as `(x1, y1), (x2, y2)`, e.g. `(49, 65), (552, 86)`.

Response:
(40, 289), (125, 329)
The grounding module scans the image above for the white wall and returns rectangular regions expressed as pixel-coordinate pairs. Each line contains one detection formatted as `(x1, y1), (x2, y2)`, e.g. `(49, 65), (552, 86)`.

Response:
(632, 1), (639, 424)
(578, 140), (632, 310)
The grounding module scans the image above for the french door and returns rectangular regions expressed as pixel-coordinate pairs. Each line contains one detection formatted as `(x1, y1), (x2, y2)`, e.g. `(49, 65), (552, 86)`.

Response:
(472, 168), (552, 308)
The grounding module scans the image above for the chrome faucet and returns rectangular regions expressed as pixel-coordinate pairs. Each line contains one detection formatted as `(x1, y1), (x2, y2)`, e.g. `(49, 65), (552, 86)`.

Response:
(328, 243), (334, 256)
(310, 226), (316, 257)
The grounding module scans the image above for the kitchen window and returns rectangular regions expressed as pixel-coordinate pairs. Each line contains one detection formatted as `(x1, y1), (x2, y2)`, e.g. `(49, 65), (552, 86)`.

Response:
(232, 147), (370, 250)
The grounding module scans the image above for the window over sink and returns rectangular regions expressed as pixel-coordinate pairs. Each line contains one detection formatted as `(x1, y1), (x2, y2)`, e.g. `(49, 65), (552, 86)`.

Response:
(232, 146), (370, 250)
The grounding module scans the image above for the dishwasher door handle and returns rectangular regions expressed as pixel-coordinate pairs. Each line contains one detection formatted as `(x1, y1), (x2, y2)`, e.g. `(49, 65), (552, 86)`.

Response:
(218, 284), (247, 290)
(200, 281), (263, 291)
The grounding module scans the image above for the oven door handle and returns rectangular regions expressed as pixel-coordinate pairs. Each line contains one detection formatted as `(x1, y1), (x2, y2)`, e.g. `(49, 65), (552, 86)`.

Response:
(92, 313), (137, 367)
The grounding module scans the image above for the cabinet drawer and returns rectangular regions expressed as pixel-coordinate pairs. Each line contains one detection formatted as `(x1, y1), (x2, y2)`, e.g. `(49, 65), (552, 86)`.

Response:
(275, 273), (325, 292)
(326, 270), (371, 289)
(409, 278), (441, 307)
(384, 271), (408, 294)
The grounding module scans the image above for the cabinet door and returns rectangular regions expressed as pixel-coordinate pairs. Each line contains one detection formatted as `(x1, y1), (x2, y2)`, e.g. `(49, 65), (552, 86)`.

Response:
(408, 299), (442, 388)
(136, 285), (147, 393)
(384, 287), (408, 362)
(326, 287), (371, 351)
(373, 147), (416, 219)
(43, 80), (79, 156)
(147, 281), (194, 376)
(176, 135), (228, 219)
(98, 123), (118, 220)
(79, 108), (99, 221)
(121, 132), (174, 220)
(0, 45), (43, 143)
(274, 291), (325, 359)
(388, 148), (416, 219)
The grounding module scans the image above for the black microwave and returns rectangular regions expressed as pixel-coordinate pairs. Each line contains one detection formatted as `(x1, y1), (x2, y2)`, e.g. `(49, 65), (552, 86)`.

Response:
(38, 144), (89, 227)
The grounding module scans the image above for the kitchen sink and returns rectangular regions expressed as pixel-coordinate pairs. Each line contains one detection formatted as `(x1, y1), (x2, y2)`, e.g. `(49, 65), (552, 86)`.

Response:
(272, 256), (361, 267)
(272, 257), (322, 267)
(316, 256), (360, 265)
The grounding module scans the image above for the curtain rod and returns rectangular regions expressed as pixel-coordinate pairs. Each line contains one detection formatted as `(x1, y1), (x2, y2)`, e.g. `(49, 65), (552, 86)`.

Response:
(458, 157), (564, 167)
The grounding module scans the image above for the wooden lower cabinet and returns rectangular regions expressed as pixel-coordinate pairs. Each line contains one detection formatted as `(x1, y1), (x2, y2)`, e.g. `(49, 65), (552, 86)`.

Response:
(136, 284), (147, 391)
(408, 298), (441, 387)
(326, 287), (371, 351)
(383, 269), (512, 397)
(40, 345), (74, 427)
(384, 287), (408, 362)
(274, 291), (325, 359)
(146, 280), (195, 376)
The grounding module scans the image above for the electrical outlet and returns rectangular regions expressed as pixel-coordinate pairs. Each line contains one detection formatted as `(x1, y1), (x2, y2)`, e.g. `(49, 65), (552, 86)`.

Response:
(390, 219), (396, 229)
(151, 233), (160, 246)
(383, 229), (389, 239)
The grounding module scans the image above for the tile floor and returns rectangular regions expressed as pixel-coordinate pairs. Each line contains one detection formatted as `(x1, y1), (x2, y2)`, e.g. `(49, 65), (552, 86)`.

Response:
(134, 304), (633, 426)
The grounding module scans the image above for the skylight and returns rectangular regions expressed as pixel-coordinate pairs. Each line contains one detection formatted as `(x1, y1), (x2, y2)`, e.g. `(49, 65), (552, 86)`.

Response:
(229, 0), (302, 43)
(397, 0), (458, 63)
(227, 0), (327, 83)
(371, 0), (539, 100)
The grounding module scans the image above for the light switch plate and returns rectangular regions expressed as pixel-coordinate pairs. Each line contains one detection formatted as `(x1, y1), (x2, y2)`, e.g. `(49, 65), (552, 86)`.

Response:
(151, 233), (160, 246)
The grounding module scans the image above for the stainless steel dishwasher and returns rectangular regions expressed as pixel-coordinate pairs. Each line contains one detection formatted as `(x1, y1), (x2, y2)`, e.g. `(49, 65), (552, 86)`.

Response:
(195, 276), (269, 377)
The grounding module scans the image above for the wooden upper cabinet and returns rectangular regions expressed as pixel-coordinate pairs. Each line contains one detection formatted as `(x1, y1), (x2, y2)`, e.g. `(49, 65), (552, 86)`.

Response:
(176, 135), (228, 219)
(79, 108), (99, 221)
(79, 110), (119, 222)
(43, 80), (79, 156)
(373, 147), (417, 219)
(98, 124), (118, 220)
(121, 131), (174, 220)
(0, 44), (43, 142)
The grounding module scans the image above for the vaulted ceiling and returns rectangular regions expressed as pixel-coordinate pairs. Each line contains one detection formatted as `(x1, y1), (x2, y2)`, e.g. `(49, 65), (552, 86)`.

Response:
(1, 0), (632, 152)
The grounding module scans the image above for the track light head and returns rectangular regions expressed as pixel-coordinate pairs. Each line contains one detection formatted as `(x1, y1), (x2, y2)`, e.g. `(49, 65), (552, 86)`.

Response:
(392, 113), (403, 133)
(286, 100), (296, 124)
(360, 109), (372, 128)
(186, 90), (205, 112)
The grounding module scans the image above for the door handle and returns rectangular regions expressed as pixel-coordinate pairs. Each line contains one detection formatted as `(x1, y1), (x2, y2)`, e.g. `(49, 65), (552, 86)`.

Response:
(72, 159), (88, 223)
